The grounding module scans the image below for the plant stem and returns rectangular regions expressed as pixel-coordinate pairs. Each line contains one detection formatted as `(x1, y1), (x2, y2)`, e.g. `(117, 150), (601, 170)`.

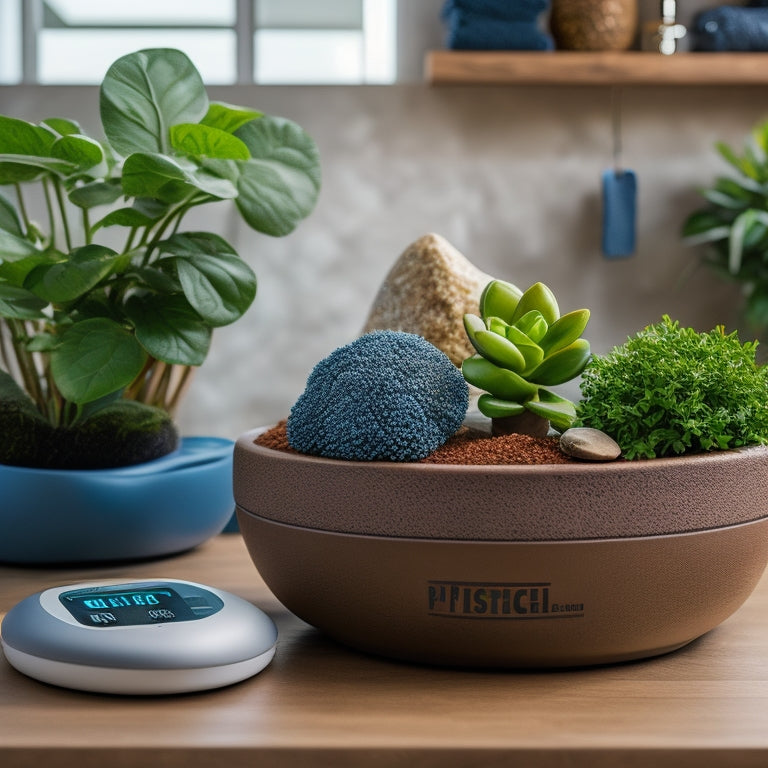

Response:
(153, 362), (174, 409)
(42, 179), (57, 249)
(6, 319), (46, 416)
(52, 177), (72, 252)
(0, 321), (15, 375)
(13, 183), (32, 235)
(143, 195), (200, 264)
(43, 360), (62, 425)
(491, 411), (550, 438)
(123, 357), (156, 402)
(83, 208), (92, 245)
(124, 226), (138, 253)
(165, 365), (195, 416)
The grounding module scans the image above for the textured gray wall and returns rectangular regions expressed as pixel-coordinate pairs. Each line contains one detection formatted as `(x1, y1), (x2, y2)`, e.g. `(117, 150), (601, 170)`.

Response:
(0, 81), (761, 438)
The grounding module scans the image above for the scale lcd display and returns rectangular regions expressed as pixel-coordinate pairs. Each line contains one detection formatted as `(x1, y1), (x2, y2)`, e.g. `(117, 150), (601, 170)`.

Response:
(59, 583), (218, 627)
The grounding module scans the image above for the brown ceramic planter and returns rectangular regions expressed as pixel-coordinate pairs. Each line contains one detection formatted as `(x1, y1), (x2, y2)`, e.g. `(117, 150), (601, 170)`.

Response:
(234, 427), (768, 668)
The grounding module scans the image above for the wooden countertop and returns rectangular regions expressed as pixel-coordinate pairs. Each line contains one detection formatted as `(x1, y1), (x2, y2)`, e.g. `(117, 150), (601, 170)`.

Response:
(2, 534), (768, 767)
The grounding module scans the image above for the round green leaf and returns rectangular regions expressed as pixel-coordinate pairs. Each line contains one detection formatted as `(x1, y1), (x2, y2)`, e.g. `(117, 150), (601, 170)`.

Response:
(92, 207), (159, 231)
(0, 228), (40, 260)
(0, 192), (24, 236)
(100, 48), (208, 157)
(190, 168), (238, 199)
(0, 115), (55, 156)
(51, 318), (147, 404)
(126, 293), (211, 366)
(0, 284), (48, 320)
(41, 117), (81, 136)
(0, 251), (55, 288)
(202, 102), (262, 134)
(68, 180), (123, 209)
(170, 123), (250, 161)
(159, 232), (256, 326)
(0, 154), (76, 184)
(121, 153), (192, 202)
(26, 245), (119, 304)
(50, 134), (105, 174)
(234, 116), (321, 236)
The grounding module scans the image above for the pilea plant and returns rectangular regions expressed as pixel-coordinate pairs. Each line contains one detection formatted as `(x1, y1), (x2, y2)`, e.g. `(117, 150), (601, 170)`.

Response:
(576, 316), (768, 459)
(0, 48), (320, 467)
(461, 279), (590, 435)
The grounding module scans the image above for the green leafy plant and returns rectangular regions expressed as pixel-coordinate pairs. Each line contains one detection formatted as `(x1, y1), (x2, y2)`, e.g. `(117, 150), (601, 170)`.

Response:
(461, 279), (591, 433)
(0, 48), (320, 436)
(682, 119), (768, 339)
(576, 316), (768, 460)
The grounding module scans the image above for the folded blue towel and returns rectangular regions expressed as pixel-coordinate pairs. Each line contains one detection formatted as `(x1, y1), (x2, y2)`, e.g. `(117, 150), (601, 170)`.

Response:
(442, 0), (548, 23)
(692, 7), (768, 51)
(445, 11), (554, 50)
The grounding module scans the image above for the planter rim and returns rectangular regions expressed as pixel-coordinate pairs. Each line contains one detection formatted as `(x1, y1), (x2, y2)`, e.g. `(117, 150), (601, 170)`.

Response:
(238, 426), (768, 474)
(234, 426), (768, 542)
(0, 435), (233, 478)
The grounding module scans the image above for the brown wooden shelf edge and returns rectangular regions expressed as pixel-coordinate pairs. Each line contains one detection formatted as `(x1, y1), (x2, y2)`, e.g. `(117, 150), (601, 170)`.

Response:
(426, 50), (768, 86)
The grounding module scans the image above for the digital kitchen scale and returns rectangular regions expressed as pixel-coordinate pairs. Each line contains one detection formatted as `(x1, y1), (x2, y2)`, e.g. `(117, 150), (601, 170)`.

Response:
(0, 578), (277, 695)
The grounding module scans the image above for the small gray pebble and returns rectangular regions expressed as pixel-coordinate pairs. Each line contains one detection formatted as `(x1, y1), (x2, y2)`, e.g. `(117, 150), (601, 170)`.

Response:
(560, 427), (621, 461)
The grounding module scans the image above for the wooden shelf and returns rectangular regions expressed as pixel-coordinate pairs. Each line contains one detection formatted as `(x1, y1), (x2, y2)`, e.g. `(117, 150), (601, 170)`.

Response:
(426, 51), (768, 86)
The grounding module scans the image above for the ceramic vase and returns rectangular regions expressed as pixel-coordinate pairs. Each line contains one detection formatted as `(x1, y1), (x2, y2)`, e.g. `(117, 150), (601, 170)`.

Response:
(550, 0), (638, 51)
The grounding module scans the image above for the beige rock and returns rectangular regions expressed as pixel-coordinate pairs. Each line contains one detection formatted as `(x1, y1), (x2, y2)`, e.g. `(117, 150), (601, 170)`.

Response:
(560, 427), (622, 462)
(362, 233), (491, 367)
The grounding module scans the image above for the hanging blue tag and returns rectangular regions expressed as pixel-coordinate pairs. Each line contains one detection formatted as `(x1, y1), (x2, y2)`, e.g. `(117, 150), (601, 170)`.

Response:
(601, 168), (637, 258)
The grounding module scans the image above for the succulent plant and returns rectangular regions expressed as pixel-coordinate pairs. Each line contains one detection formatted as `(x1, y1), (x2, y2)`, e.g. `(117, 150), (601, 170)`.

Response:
(461, 280), (590, 432)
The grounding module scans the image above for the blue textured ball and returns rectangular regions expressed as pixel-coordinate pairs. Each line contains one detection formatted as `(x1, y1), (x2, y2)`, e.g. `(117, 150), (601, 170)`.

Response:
(286, 331), (469, 461)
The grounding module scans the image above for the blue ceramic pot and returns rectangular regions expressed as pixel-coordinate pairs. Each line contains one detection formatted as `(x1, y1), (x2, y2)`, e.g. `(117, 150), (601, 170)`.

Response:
(0, 437), (235, 565)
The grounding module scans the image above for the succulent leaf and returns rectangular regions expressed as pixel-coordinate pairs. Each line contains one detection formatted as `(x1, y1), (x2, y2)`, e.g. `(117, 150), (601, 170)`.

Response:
(526, 390), (577, 431)
(510, 282), (560, 325)
(463, 313), (485, 338)
(528, 339), (591, 386)
(487, 316), (508, 337)
(505, 325), (544, 373)
(471, 329), (527, 372)
(461, 355), (538, 401)
(514, 310), (548, 343)
(479, 279), (522, 324)
(477, 394), (525, 419)
(539, 309), (591, 356)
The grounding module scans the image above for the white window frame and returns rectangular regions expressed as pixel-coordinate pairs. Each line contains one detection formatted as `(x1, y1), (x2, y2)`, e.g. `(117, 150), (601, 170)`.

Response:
(6, 0), (396, 85)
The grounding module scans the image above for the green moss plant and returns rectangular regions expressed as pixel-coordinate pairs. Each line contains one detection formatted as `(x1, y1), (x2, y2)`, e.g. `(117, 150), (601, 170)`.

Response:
(461, 279), (590, 435)
(576, 316), (768, 460)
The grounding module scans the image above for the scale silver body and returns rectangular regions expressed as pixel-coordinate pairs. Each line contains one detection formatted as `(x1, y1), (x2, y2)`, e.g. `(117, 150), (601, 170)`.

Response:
(0, 578), (277, 694)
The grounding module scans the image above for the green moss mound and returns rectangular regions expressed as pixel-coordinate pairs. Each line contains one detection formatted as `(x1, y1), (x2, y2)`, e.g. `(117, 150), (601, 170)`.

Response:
(0, 373), (178, 469)
(576, 316), (768, 460)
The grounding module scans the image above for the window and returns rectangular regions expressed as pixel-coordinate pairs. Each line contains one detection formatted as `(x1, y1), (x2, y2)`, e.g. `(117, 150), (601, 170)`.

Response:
(0, 0), (396, 85)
